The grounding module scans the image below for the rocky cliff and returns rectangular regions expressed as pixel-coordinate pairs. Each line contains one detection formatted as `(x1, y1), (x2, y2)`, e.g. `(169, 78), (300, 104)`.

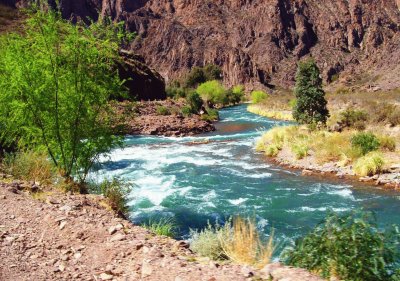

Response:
(9, 0), (400, 91)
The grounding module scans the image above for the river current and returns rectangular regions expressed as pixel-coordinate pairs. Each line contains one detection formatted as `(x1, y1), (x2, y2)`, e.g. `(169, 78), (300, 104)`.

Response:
(91, 104), (400, 253)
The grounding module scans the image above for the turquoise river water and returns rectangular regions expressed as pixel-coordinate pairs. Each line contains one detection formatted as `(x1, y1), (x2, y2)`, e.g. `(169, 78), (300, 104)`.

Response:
(92, 104), (400, 253)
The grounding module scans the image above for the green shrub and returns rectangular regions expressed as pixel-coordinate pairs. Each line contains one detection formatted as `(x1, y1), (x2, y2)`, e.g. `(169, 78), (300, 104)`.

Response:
(354, 152), (385, 176)
(190, 222), (228, 260)
(283, 211), (400, 281)
(351, 132), (380, 155)
(340, 109), (368, 129)
(156, 105), (171, 116)
(196, 80), (228, 106)
(142, 217), (177, 238)
(265, 144), (280, 157)
(166, 86), (186, 99)
(2, 150), (54, 184)
(92, 178), (132, 218)
(186, 91), (203, 113)
(229, 85), (245, 104)
(201, 108), (219, 121)
(184, 64), (222, 88)
(251, 90), (269, 104)
(181, 105), (192, 117)
(291, 143), (309, 160)
(379, 135), (396, 152)
(288, 99), (297, 109)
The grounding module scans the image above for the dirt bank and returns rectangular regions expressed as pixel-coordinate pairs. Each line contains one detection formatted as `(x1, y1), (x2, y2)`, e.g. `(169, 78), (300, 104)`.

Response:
(0, 177), (323, 281)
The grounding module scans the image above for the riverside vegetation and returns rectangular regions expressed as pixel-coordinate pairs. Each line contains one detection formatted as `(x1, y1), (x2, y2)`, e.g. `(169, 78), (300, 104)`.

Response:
(253, 59), (400, 187)
(0, 6), (399, 281)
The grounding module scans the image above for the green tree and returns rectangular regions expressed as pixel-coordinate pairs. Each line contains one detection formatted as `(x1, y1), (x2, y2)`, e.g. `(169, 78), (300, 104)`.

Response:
(0, 7), (129, 186)
(293, 59), (329, 125)
(186, 91), (203, 113)
(184, 64), (222, 88)
(251, 90), (268, 104)
(196, 80), (227, 107)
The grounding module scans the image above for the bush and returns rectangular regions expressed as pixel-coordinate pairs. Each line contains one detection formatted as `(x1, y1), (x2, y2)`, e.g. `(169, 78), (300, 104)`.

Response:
(229, 85), (245, 104)
(379, 135), (396, 152)
(340, 109), (368, 129)
(93, 178), (132, 218)
(353, 152), (385, 176)
(190, 217), (274, 269)
(184, 64), (222, 88)
(166, 86), (186, 99)
(265, 144), (280, 157)
(389, 109), (400, 126)
(186, 91), (203, 113)
(351, 132), (380, 155)
(291, 143), (309, 160)
(220, 217), (274, 269)
(190, 222), (228, 260)
(142, 217), (177, 238)
(251, 90), (269, 104)
(196, 80), (228, 107)
(283, 211), (400, 281)
(156, 106), (171, 116)
(181, 105), (192, 117)
(201, 108), (219, 121)
(2, 150), (54, 184)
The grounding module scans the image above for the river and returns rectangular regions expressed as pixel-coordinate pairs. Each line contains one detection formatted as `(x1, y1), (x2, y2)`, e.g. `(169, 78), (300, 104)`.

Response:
(92, 104), (400, 254)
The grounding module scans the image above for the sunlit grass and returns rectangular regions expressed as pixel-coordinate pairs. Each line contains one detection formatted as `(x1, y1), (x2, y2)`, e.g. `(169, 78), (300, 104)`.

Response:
(142, 217), (177, 238)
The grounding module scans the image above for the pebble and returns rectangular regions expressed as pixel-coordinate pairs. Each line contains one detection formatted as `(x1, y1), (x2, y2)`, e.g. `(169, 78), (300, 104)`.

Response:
(110, 233), (126, 242)
(99, 273), (114, 280)
(59, 221), (67, 230)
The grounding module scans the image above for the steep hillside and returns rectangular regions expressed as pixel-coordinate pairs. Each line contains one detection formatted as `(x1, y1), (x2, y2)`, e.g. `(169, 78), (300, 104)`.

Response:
(9, 0), (400, 91)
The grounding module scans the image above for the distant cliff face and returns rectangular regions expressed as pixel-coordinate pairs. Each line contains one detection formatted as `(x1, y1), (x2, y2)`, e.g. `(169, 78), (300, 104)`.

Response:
(11, 0), (400, 91)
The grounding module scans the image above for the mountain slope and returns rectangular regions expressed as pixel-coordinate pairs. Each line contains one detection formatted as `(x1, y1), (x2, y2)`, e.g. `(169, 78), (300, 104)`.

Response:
(9, 0), (400, 91)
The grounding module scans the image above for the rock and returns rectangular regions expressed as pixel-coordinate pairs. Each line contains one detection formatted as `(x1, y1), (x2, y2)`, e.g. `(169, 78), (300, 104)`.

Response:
(118, 50), (166, 101)
(59, 221), (67, 230)
(141, 260), (153, 278)
(99, 273), (114, 280)
(1, 195), (6, 199)
(240, 266), (253, 277)
(73, 252), (82, 260)
(108, 224), (123, 235)
(302, 169), (313, 176)
(110, 233), (126, 242)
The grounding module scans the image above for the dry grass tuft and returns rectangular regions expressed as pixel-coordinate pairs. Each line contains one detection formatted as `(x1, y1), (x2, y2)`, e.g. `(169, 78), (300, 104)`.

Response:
(2, 150), (54, 185)
(353, 152), (385, 177)
(220, 217), (274, 269)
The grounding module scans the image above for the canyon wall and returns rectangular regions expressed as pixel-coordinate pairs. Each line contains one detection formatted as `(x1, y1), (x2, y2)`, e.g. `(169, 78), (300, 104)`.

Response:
(10, 0), (400, 90)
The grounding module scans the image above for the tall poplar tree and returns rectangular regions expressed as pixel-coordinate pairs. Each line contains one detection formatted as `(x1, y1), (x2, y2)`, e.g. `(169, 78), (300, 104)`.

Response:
(293, 59), (329, 125)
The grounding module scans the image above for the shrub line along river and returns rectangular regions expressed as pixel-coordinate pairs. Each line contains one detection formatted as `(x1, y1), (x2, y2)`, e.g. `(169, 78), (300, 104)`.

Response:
(91, 104), (400, 255)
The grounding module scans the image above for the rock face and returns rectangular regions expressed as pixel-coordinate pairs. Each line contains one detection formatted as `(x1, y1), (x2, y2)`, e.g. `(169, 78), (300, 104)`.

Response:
(119, 50), (166, 101)
(9, 0), (400, 91)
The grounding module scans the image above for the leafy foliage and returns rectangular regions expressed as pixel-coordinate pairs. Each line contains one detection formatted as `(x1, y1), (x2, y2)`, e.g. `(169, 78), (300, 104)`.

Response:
(351, 132), (380, 155)
(196, 80), (227, 106)
(283, 211), (400, 281)
(190, 221), (229, 260)
(340, 109), (368, 130)
(0, 8), (127, 184)
(156, 106), (171, 116)
(186, 91), (203, 114)
(91, 178), (132, 218)
(142, 217), (177, 238)
(293, 59), (329, 125)
(184, 64), (222, 88)
(251, 90), (269, 104)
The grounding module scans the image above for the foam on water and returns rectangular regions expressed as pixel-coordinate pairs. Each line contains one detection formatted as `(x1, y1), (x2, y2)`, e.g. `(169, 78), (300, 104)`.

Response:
(90, 104), (400, 257)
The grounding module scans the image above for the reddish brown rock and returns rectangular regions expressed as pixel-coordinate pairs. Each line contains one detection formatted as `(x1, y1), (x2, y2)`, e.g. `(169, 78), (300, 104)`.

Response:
(8, 0), (400, 91)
